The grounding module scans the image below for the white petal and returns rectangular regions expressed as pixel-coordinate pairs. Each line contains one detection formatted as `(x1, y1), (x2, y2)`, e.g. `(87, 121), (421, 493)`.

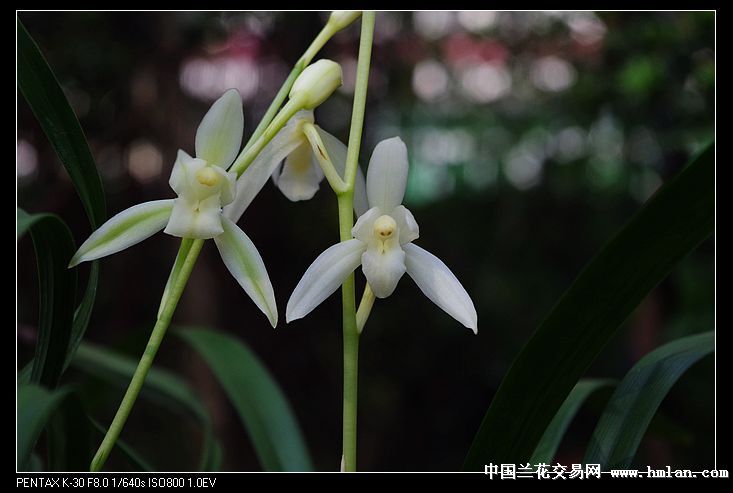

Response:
(366, 136), (409, 211)
(316, 126), (369, 217)
(223, 118), (306, 222)
(391, 205), (420, 245)
(212, 166), (238, 206)
(195, 88), (244, 168)
(286, 239), (366, 322)
(214, 216), (278, 327)
(169, 151), (205, 196)
(274, 141), (324, 201)
(361, 240), (406, 298)
(403, 243), (477, 333)
(164, 196), (224, 239)
(351, 206), (381, 243)
(69, 200), (174, 267)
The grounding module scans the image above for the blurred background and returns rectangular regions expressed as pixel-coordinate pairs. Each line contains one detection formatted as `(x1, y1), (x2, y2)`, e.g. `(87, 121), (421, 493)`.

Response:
(17, 11), (714, 471)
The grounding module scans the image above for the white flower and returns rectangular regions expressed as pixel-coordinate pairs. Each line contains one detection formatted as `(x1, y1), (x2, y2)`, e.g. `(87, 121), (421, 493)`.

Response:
(286, 137), (478, 333)
(69, 89), (278, 327)
(224, 110), (368, 221)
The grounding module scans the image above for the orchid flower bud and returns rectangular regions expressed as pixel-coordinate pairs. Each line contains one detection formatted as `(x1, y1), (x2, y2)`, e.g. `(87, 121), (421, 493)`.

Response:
(290, 59), (343, 110)
(328, 11), (361, 31)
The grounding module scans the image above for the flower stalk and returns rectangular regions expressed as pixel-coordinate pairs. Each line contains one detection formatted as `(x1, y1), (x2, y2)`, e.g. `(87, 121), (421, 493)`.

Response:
(338, 11), (374, 473)
(90, 238), (204, 471)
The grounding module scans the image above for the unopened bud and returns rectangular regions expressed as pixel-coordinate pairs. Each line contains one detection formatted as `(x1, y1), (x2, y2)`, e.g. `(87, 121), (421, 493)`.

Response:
(290, 59), (343, 109)
(328, 11), (361, 31)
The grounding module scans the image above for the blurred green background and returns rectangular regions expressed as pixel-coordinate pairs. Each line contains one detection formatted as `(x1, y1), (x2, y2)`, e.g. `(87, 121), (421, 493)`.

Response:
(17, 11), (714, 471)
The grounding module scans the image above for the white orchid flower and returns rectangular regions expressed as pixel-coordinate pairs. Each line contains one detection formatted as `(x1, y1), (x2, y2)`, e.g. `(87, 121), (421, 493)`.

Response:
(286, 137), (478, 333)
(69, 89), (278, 327)
(224, 110), (369, 221)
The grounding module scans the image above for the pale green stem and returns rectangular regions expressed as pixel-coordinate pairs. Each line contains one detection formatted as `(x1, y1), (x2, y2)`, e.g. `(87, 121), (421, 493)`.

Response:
(242, 66), (301, 154)
(343, 13), (375, 190)
(303, 122), (348, 193)
(90, 239), (204, 472)
(356, 283), (375, 334)
(338, 11), (375, 473)
(229, 96), (306, 178)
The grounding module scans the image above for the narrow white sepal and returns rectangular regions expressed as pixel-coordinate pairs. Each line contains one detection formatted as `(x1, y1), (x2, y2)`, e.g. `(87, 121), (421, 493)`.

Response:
(366, 137), (409, 211)
(286, 239), (366, 322)
(403, 243), (478, 333)
(214, 216), (278, 328)
(69, 199), (174, 267)
(224, 121), (305, 222)
(195, 88), (244, 168)
(315, 126), (369, 217)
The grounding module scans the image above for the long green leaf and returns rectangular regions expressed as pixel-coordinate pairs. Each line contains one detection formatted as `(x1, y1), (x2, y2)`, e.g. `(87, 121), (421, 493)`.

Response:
(530, 379), (616, 464)
(72, 342), (219, 470)
(65, 262), (99, 370)
(17, 384), (70, 469)
(584, 332), (714, 468)
(18, 209), (77, 389)
(178, 328), (313, 472)
(18, 18), (106, 227)
(464, 143), (714, 469)
(18, 19), (105, 378)
(47, 393), (91, 471)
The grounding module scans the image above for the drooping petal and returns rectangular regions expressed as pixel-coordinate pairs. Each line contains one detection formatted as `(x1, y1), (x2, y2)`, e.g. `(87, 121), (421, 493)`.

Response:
(351, 206), (381, 243)
(366, 136), (409, 211)
(223, 115), (308, 222)
(286, 239), (366, 322)
(214, 216), (278, 327)
(403, 243), (477, 333)
(391, 205), (420, 245)
(164, 195), (224, 239)
(195, 88), (244, 168)
(274, 141), (324, 201)
(69, 199), (174, 267)
(316, 126), (369, 217)
(361, 240), (406, 298)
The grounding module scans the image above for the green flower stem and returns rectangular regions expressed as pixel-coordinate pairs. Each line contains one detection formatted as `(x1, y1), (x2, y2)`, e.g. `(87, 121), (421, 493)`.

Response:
(337, 11), (375, 473)
(303, 122), (348, 193)
(229, 96), (304, 178)
(241, 66), (301, 154)
(343, 12), (374, 190)
(90, 239), (204, 472)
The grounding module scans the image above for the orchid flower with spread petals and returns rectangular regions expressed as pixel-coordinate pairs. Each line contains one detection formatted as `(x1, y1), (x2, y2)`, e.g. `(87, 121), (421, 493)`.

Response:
(224, 109), (369, 221)
(286, 137), (478, 333)
(69, 89), (278, 326)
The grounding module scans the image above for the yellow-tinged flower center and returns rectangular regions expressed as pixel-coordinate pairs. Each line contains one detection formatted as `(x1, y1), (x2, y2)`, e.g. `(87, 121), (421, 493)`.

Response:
(373, 215), (397, 240)
(196, 167), (220, 187)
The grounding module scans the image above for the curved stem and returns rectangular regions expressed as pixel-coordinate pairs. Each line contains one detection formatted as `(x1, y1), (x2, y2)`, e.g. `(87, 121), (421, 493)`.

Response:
(303, 122), (348, 193)
(89, 239), (204, 471)
(339, 11), (375, 473)
(229, 97), (304, 177)
(356, 283), (375, 334)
